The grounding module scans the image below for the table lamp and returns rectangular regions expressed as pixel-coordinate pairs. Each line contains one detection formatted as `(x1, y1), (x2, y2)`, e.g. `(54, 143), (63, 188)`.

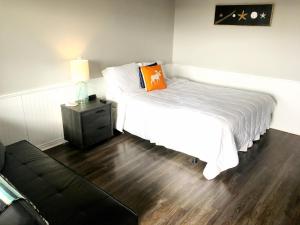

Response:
(70, 58), (90, 106)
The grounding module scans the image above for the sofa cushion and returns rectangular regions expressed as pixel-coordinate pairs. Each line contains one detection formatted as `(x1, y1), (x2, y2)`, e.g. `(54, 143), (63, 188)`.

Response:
(0, 142), (5, 171)
(2, 140), (138, 225)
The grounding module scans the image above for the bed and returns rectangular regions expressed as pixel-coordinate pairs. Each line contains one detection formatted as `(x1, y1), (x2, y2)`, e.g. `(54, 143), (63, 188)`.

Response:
(103, 63), (276, 180)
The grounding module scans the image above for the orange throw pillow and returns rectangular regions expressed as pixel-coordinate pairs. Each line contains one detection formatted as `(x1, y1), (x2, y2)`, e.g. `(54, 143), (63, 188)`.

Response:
(140, 65), (167, 92)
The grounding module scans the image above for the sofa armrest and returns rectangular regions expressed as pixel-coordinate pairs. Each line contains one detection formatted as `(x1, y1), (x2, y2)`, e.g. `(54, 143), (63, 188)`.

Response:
(0, 200), (48, 225)
(0, 142), (5, 171)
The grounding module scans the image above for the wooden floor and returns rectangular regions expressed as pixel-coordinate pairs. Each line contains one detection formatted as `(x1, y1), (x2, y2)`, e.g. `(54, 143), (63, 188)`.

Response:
(47, 129), (300, 225)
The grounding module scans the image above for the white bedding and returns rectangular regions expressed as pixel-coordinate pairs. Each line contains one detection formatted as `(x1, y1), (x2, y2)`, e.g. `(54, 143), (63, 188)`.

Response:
(106, 77), (275, 180)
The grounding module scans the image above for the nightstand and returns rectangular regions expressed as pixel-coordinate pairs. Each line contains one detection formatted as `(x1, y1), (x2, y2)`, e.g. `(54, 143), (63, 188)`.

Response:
(61, 100), (113, 149)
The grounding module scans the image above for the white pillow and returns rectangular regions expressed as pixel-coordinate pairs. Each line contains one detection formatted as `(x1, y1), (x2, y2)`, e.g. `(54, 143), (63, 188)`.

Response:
(102, 63), (141, 92)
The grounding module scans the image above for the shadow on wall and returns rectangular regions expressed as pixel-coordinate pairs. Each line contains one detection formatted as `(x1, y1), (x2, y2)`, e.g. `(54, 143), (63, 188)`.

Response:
(0, 119), (28, 146)
(89, 60), (103, 79)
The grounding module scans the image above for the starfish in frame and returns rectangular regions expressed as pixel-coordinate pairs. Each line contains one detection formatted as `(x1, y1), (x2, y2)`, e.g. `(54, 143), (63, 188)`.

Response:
(260, 12), (267, 19)
(238, 10), (248, 21)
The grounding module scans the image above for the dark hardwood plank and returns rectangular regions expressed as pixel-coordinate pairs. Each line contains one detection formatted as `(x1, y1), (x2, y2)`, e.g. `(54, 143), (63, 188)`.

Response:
(46, 129), (300, 225)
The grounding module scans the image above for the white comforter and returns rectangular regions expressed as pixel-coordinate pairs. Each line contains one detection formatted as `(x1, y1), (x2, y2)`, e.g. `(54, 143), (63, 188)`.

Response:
(108, 78), (275, 180)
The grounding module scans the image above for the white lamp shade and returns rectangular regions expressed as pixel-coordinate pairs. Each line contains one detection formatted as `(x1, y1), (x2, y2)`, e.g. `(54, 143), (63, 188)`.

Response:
(70, 59), (90, 82)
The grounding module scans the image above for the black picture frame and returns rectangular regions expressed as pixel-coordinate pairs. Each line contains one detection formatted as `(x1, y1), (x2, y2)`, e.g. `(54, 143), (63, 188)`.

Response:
(214, 4), (273, 26)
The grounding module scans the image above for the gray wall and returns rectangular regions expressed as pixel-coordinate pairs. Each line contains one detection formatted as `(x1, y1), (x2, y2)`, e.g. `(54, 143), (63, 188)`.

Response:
(0, 0), (175, 95)
(173, 0), (300, 81)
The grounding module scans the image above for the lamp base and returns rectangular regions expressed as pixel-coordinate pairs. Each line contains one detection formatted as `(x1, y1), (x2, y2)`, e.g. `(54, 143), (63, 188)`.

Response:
(66, 82), (88, 107)
(76, 82), (88, 104)
(77, 98), (88, 105)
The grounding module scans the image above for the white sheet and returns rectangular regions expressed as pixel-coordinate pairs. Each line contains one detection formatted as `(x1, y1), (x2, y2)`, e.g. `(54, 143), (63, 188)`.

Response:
(106, 78), (275, 180)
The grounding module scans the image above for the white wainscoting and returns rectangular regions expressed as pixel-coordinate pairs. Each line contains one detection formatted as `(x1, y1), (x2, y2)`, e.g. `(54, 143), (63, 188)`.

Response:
(165, 64), (300, 136)
(1, 64), (299, 150)
(0, 78), (104, 150)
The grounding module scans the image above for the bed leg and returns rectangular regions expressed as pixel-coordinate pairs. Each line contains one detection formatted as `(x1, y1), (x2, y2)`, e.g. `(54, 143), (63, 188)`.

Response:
(192, 157), (198, 165)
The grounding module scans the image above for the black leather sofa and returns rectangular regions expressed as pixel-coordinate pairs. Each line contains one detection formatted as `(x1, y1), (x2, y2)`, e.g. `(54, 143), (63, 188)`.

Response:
(0, 140), (138, 225)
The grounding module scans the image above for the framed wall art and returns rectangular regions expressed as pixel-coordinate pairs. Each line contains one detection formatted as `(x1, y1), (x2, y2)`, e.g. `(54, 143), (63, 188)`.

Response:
(214, 4), (273, 26)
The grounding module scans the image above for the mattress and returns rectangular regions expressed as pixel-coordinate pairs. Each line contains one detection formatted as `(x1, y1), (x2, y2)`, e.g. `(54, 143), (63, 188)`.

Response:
(106, 78), (275, 179)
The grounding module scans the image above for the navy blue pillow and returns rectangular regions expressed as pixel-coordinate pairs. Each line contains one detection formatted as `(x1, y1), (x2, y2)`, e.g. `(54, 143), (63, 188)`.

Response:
(138, 63), (157, 88)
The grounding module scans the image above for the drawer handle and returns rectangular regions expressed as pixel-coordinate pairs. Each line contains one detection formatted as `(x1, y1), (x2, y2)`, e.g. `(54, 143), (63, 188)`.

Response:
(97, 126), (106, 130)
(95, 110), (105, 114)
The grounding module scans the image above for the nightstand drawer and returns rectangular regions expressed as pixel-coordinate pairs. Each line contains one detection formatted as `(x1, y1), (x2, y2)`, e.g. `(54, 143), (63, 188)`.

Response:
(82, 106), (111, 131)
(84, 125), (112, 146)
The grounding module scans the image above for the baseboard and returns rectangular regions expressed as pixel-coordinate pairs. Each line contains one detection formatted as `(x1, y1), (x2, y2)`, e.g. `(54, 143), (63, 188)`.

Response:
(37, 138), (67, 151)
